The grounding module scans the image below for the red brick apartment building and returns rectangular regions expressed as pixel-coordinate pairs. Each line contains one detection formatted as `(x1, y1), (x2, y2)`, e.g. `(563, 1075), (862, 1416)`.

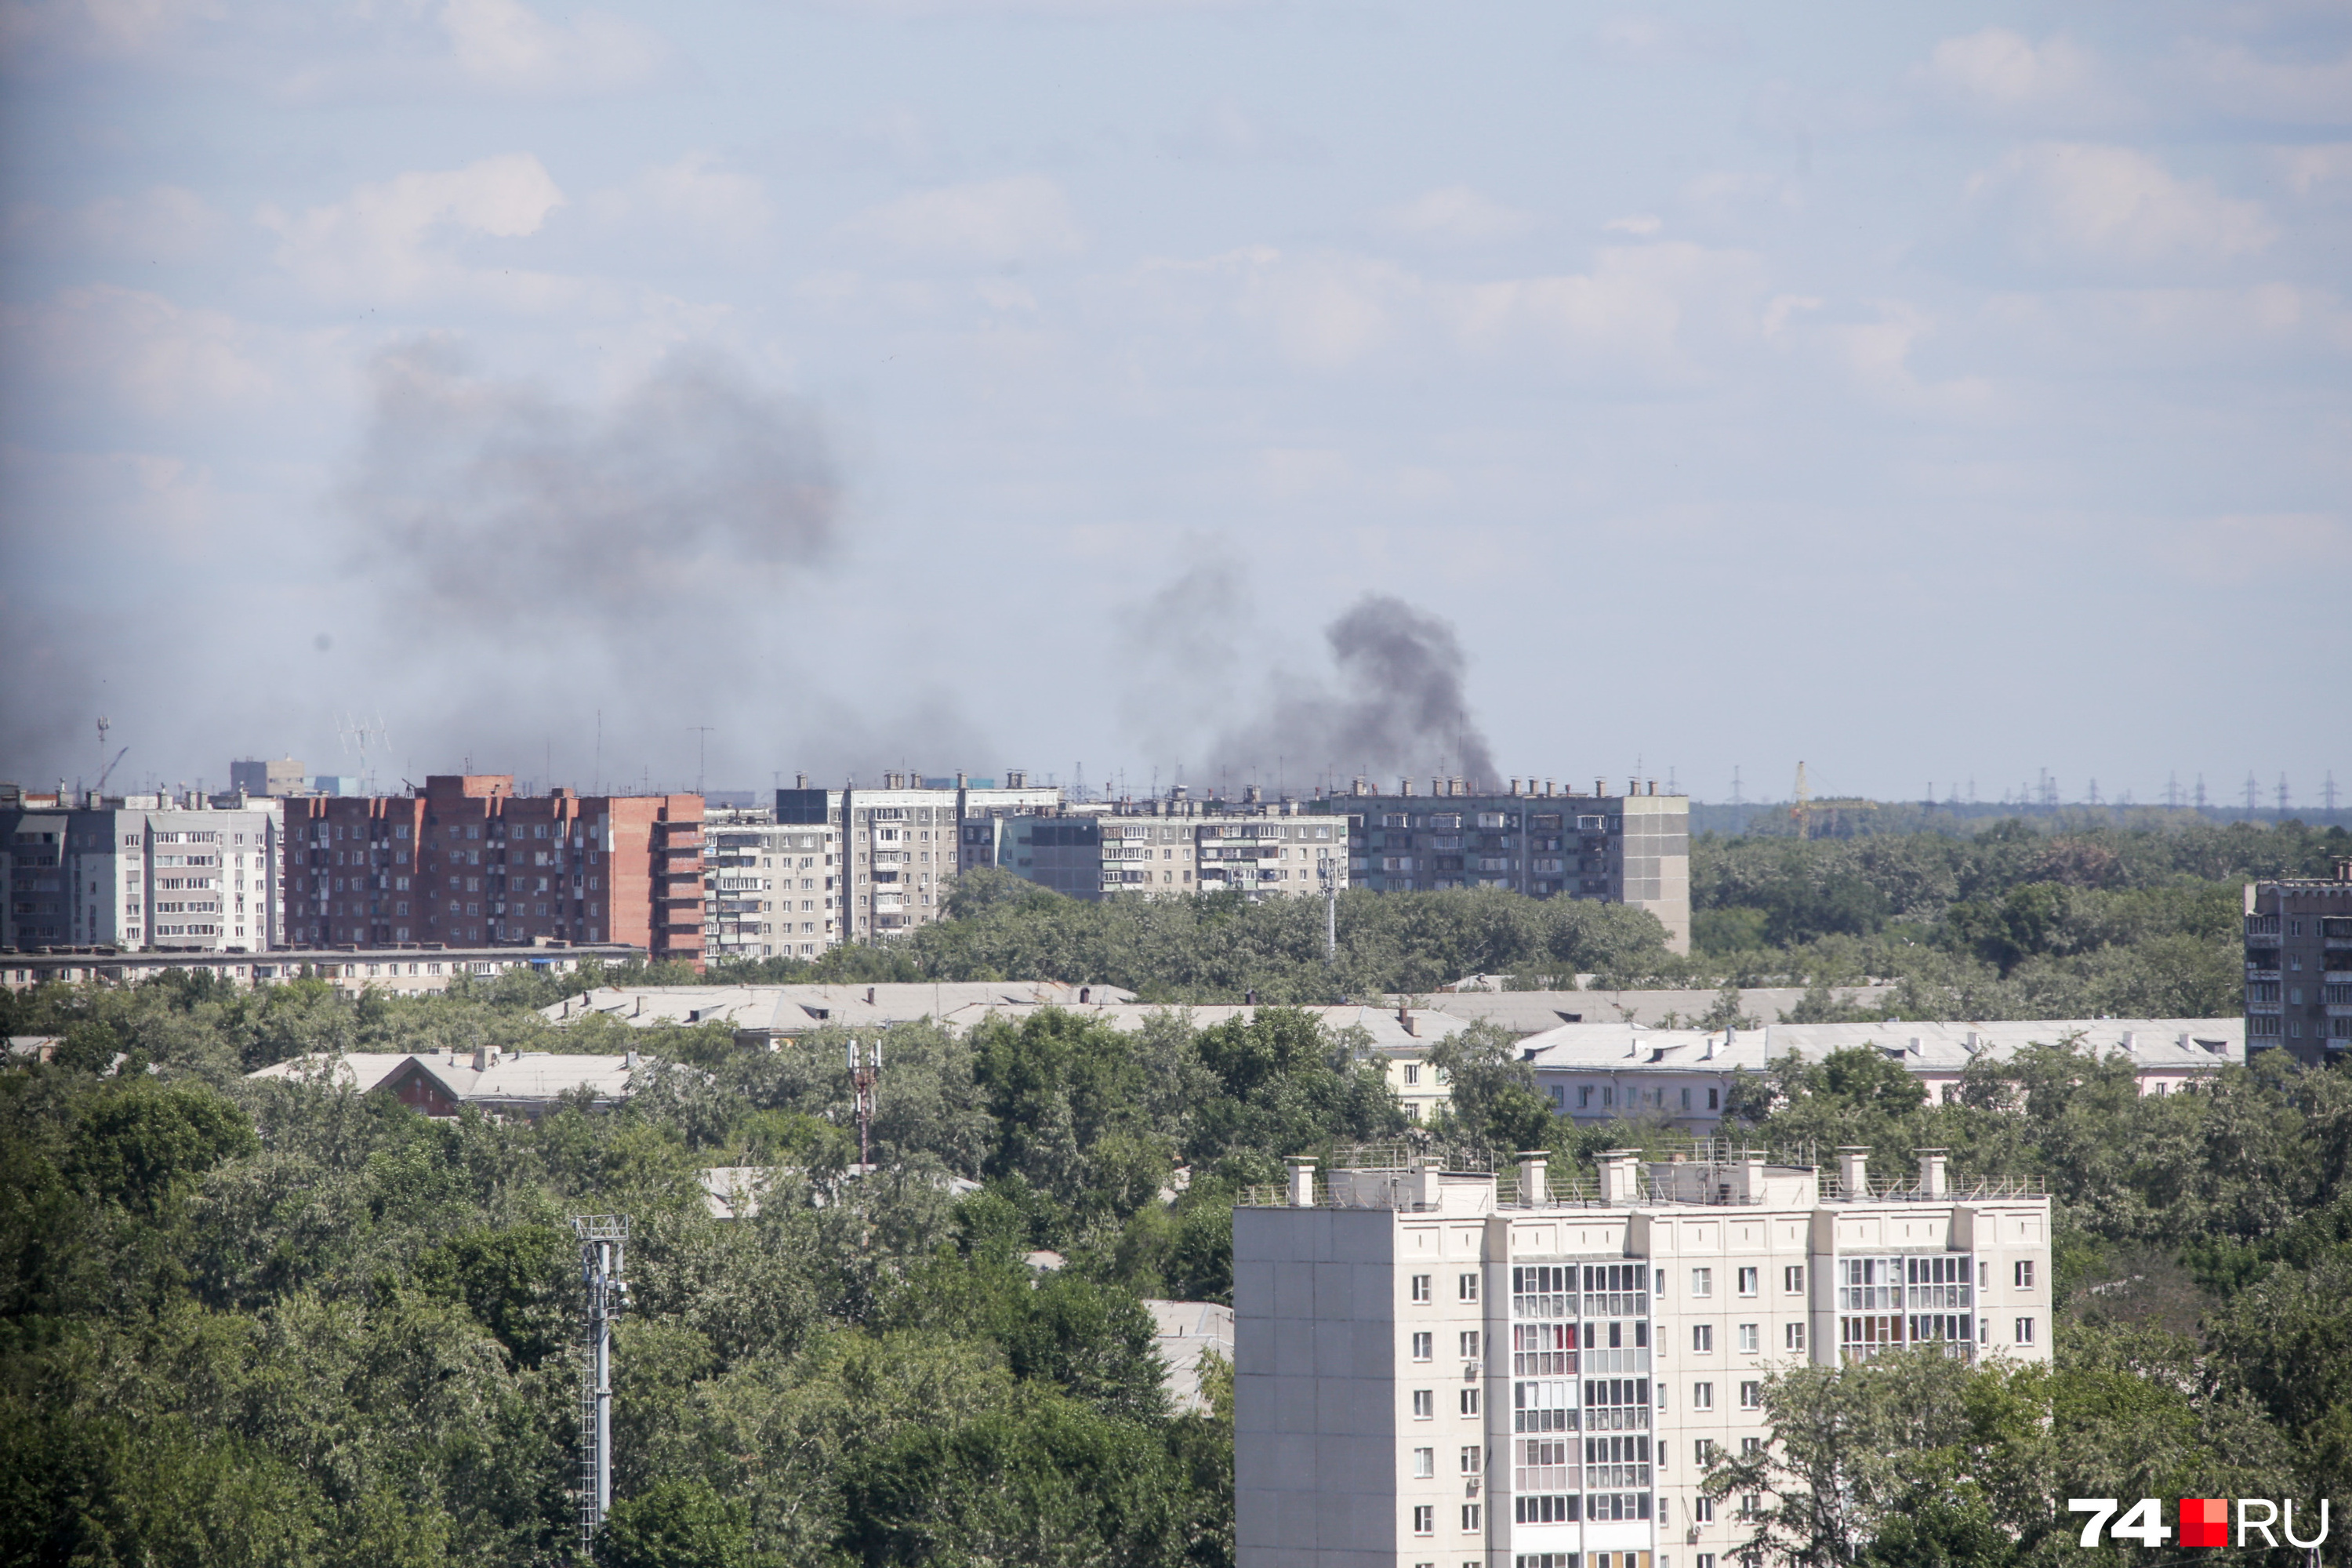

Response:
(282, 776), (703, 966)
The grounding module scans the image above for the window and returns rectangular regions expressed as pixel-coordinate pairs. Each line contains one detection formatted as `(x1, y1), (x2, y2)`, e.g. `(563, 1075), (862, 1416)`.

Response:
(1405, 1064), (1421, 1085)
(1695, 1439), (1715, 1466)
(1460, 1388), (1481, 1416)
(1414, 1390), (1435, 1418)
(1460, 1504), (1482, 1532)
(1414, 1446), (1435, 1478)
(1708, 1087), (1720, 1109)
(1784, 1265), (1805, 1295)
(1979, 1260), (1990, 1289)
(1696, 1498), (1716, 1524)
(1691, 1268), (1713, 1298)
(1578, 1085), (1592, 1108)
(1460, 1446), (1482, 1475)
(2015, 1316), (2035, 1345)
(1737, 1267), (1759, 1296)
(1681, 1087), (1692, 1110)
(2014, 1260), (2034, 1289)
(1412, 1275), (1432, 1303)
(1460, 1331), (1481, 1359)
(1413, 1332), (1434, 1360)
(1459, 1273), (1479, 1303)
(1742, 1437), (1762, 1458)
(1413, 1505), (1435, 1535)
(1693, 1382), (1715, 1410)
(1693, 1324), (1714, 1352)
(1737, 1323), (1759, 1352)
(1784, 1322), (1807, 1352)
(1740, 1381), (1762, 1410)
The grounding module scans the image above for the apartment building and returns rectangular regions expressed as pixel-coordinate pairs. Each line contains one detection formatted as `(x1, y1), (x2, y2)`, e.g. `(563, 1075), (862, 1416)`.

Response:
(702, 809), (841, 960)
(970, 789), (1350, 902)
(283, 777), (703, 966)
(2, 791), (283, 953)
(779, 774), (1060, 940)
(1233, 1144), (2051, 1568)
(2244, 861), (2352, 1066)
(1311, 779), (1690, 954)
(228, 757), (305, 797)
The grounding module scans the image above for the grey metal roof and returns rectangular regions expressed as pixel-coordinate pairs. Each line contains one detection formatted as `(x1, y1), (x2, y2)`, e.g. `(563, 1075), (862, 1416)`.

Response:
(1523, 1017), (2243, 1077)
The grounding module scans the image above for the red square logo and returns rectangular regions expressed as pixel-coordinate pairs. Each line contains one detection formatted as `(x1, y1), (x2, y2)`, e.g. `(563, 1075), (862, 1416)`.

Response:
(2180, 1498), (2229, 1547)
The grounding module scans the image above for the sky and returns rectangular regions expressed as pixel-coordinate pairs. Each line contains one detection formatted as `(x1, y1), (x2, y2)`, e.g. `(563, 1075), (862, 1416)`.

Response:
(2, 0), (2347, 809)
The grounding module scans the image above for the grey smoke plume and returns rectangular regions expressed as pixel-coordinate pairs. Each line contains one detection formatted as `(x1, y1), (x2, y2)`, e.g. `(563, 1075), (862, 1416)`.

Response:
(351, 341), (839, 625)
(1203, 592), (1497, 791)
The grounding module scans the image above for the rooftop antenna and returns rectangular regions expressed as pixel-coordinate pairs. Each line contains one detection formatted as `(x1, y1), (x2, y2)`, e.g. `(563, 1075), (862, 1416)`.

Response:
(848, 1038), (881, 1171)
(338, 714), (387, 795)
(689, 727), (714, 797)
(571, 1214), (630, 1556)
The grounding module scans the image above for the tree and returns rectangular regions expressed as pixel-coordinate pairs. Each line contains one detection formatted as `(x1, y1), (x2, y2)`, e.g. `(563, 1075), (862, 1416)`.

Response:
(602, 1479), (751, 1568)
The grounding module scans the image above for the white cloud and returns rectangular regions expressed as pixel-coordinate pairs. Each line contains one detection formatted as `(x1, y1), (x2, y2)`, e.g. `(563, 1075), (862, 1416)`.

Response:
(4, 185), (223, 262)
(1603, 214), (1662, 236)
(260, 153), (573, 304)
(837, 175), (1084, 264)
(1441, 242), (1766, 377)
(583, 153), (772, 255)
(0, 0), (220, 59)
(1380, 187), (1534, 245)
(1921, 29), (2115, 117)
(437, 0), (667, 93)
(1162, 97), (1326, 165)
(1969, 143), (2275, 267)
(2183, 44), (2352, 129)
(2, 284), (277, 417)
(2278, 143), (2352, 197)
(1812, 301), (1997, 415)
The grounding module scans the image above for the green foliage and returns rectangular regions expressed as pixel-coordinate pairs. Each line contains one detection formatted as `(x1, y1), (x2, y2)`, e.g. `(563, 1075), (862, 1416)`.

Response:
(603, 1479), (752, 1568)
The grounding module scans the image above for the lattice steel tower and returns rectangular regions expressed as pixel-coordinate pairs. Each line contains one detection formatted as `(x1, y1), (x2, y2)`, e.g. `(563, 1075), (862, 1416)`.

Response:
(572, 1215), (631, 1558)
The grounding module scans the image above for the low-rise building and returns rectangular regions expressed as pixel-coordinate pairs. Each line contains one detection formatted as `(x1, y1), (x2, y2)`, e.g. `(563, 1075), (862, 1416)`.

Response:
(1, 942), (641, 995)
(249, 1045), (654, 1117)
(543, 979), (1131, 1039)
(1393, 982), (1903, 1033)
(1526, 1018), (2244, 1130)
(1233, 1143), (2051, 1568)
(2244, 861), (2352, 1065)
(2, 790), (283, 953)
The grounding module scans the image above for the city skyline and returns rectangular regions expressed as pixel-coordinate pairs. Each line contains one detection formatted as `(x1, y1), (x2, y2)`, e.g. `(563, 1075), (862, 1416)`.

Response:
(4, 2), (2347, 807)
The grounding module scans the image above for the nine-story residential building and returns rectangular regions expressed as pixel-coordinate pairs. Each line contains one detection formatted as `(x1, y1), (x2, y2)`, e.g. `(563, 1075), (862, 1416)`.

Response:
(1233, 1143), (2052, 1568)
(2243, 859), (2352, 1066)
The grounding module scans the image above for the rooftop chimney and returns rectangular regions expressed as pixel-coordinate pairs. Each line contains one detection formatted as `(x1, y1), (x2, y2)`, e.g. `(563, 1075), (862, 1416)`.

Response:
(866, 985), (876, 1004)
(473, 1044), (492, 1072)
(1595, 778), (1606, 797)
(1398, 1001), (1415, 1037)
(1287, 1156), (1318, 1207)
(1837, 1146), (1871, 1199)
(1916, 1148), (1949, 1197)
(1517, 1150), (1550, 1206)
(1596, 1149), (1641, 1204)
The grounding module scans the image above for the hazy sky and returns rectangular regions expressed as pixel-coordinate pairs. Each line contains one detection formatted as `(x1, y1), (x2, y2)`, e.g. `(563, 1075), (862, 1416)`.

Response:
(3, 0), (2347, 808)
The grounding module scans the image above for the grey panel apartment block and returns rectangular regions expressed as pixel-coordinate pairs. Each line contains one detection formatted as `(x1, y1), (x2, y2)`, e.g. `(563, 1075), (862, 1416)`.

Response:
(1311, 785), (1690, 954)
(1233, 1149), (2051, 1568)
(3, 794), (284, 953)
(2244, 860), (2352, 1065)
(702, 810), (842, 960)
(970, 800), (1349, 903)
(778, 775), (1061, 941)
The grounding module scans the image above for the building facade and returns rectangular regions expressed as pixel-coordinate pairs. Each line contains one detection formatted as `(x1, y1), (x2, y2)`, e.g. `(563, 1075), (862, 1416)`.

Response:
(229, 757), (305, 797)
(2244, 862), (2352, 1066)
(2, 791), (283, 953)
(968, 790), (1351, 902)
(702, 809), (842, 960)
(779, 774), (1062, 941)
(281, 776), (703, 965)
(1233, 1145), (2052, 1568)
(1310, 779), (1691, 954)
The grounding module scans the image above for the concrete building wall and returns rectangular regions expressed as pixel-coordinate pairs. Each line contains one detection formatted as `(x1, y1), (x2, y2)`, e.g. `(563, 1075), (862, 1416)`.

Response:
(781, 778), (1060, 941)
(1313, 782), (1691, 955)
(1233, 1154), (2052, 1568)
(703, 811), (840, 959)
(2245, 865), (2352, 1066)
(3, 798), (282, 953)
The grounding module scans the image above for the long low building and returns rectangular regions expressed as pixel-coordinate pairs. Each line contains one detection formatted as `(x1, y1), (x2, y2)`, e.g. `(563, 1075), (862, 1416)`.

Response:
(543, 980), (1131, 1036)
(249, 1045), (652, 1116)
(1391, 983), (1904, 1033)
(2, 942), (643, 995)
(1525, 1018), (2244, 1131)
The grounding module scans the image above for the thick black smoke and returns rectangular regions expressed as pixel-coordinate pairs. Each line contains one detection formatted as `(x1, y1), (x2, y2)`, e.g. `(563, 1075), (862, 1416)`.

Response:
(1204, 593), (1497, 792)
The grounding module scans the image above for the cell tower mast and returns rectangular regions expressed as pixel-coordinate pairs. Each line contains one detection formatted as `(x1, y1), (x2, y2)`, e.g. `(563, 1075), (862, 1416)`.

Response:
(572, 1215), (630, 1559)
(1791, 760), (1812, 840)
(848, 1040), (881, 1171)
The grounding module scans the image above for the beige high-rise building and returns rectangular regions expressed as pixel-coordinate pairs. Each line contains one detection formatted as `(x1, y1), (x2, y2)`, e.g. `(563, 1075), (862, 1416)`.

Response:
(779, 775), (1059, 941)
(1233, 1145), (2051, 1568)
